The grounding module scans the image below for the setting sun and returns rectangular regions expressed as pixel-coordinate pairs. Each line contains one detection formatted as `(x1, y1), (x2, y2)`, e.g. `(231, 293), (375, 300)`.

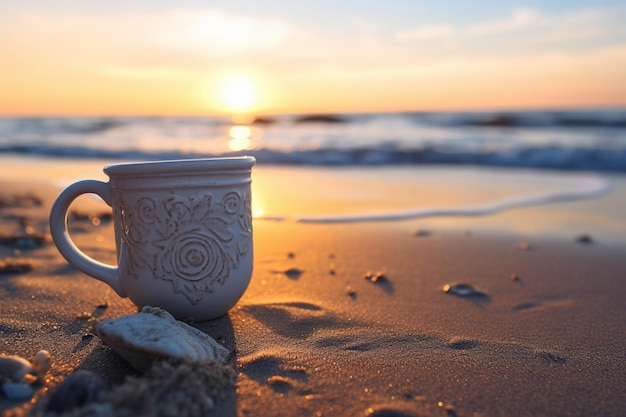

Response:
(218, 75), (257, 112)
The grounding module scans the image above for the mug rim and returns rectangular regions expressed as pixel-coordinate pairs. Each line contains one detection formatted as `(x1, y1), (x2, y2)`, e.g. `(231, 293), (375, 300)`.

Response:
(104, 156), (255, 176)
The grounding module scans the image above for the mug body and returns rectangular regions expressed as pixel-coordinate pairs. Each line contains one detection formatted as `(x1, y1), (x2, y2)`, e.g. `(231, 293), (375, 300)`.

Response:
(105, 157), (254, 320)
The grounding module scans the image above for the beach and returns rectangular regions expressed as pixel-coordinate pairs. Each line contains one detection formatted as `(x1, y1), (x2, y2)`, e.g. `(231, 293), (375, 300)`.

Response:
(1, 159), (625, 416)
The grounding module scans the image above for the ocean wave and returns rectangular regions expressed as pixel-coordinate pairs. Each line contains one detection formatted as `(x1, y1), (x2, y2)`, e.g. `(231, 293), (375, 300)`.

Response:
(2, 143), (626, 172)
(417, 111), (626, 129)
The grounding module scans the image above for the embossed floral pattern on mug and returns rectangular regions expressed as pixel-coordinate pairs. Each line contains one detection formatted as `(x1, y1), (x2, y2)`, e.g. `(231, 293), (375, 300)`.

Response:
(117, 190), (252, 304)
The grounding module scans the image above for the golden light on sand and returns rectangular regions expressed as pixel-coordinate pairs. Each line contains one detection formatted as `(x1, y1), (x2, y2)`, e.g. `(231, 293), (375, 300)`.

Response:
(218, 75), (257, 112)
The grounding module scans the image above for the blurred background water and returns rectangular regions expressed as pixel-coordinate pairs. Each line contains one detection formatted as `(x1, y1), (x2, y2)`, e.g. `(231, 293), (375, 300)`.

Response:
(1, 109), (625, 171)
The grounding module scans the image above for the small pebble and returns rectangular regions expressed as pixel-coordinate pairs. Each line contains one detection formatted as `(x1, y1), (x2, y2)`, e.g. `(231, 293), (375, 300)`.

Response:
(412, 229), (431, 237)
(0, 350), (50, 401)
(365, 405), (417, 417)
(346, 286), (357, 299)
(45, 370), (110, 414)
(448, 338), (478, 350)
(575, 234), (593, 244)
(363, 271), (388, 283)
(0, 258), (34, 274)
(96, 301), (109, 310)
(1, 382), (35, 400)
(287, 252), (295, 259)
(282, 268), (304, 279)
(0, 235), (49, 249)
(510, 274), (521, 282)
(443, 404), (458, 417)
(519, 241), (530, 250)
(442, 283), (487, 298)
(32, 350), (51, 374)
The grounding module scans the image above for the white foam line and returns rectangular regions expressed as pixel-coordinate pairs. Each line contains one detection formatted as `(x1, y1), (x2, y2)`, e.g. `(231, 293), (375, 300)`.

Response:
(293, 174), (611, 224)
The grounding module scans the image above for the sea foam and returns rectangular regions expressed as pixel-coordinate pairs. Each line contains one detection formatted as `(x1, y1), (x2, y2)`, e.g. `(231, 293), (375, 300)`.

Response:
(294, 174), (610, 224)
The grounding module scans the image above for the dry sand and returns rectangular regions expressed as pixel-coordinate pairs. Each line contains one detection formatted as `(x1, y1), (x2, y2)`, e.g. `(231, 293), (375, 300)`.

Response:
(1, 171), (625, 417)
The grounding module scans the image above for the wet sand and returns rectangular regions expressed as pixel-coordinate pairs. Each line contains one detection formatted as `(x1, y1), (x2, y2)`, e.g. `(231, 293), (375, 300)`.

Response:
(1, 168), (625, 416)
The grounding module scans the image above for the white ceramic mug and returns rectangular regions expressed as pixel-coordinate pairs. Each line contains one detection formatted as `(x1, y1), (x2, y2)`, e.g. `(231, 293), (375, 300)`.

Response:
(50, 157), (255, 320)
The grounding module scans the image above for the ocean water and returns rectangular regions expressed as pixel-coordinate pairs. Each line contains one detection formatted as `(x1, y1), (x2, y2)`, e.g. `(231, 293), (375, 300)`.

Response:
(0, 110), (624, 237)
(1, 109), (625, 171)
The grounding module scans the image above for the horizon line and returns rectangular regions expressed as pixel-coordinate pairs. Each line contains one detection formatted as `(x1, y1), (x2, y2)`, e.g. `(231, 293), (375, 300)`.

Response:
(1, 104), (625, 119)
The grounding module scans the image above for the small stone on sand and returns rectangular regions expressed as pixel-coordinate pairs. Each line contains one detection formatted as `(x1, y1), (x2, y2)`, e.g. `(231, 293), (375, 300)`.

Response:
(363, 271), (388, 283)
(575, 234), (593, 244)
(96, 301), (109, 310)
(0, 350), (51, 400)
(412, 229), (431, 237)
(0, 194), (42, 208)
(0, 234), (49, 249)
(346, 286), (357, 298)
(0, 258), (34, 274)
(281, 268), (304, 279)
(442, 283), (487, 298)
(75, 312), (92, 320)
(1, 382), (35, 400)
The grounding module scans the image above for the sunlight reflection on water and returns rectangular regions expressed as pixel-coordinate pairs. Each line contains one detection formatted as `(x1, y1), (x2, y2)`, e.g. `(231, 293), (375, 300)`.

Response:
(228, 124), (262, 152)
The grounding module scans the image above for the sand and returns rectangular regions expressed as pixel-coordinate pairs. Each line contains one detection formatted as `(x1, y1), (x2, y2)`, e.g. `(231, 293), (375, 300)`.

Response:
(1, 165), (625, 417)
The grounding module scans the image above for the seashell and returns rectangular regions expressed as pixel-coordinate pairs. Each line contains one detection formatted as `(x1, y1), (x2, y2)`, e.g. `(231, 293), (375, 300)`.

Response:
(45, 370), (110, 414)
(1, 382), (36, 400)
(1, 351), (51, 401)
(95, 306), (230, 372)
(0, 355), (36, 383)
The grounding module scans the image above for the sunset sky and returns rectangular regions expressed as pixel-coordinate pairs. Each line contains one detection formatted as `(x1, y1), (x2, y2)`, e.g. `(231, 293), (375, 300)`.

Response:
(1, 0), (625, 116)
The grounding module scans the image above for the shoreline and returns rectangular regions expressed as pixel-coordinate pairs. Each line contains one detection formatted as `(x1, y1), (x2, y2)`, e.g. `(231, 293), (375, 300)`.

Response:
(2, 154), (625, 237)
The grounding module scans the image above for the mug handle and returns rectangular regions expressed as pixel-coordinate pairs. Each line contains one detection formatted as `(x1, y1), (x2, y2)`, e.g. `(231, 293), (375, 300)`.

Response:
(49, 180), (126, 297)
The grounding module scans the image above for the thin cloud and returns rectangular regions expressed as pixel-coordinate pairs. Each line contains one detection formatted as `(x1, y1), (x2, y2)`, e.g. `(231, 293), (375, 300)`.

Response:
(466, 8), (543, 36)
(144, 10), (295, 56)
(101, 66), (187, 79)
(394, 24), (457, 41)
(394, 5), (625, 44)
(0, 7), (296, 58)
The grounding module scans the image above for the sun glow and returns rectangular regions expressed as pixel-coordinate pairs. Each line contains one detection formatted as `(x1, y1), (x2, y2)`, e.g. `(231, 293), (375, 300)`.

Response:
(252, 203), (265, 218)
(218, 75), (257, 112)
